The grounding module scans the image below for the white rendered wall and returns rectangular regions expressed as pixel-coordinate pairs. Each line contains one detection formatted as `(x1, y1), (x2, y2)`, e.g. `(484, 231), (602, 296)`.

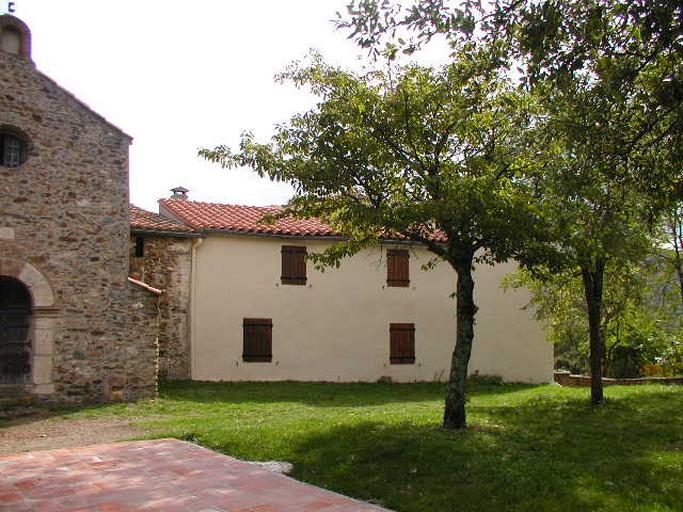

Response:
(190, 235), (553, 383)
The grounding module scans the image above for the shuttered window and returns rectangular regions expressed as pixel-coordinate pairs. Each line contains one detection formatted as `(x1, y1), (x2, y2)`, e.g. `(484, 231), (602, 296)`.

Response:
(243, 318), (272, 362)
(387, 249), (409, 287)
(390, 323), (415, 364)
(281, 245), (307, 285)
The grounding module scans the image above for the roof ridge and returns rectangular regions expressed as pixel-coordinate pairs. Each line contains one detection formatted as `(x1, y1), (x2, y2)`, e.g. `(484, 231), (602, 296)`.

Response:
(160, 198), (283, 210)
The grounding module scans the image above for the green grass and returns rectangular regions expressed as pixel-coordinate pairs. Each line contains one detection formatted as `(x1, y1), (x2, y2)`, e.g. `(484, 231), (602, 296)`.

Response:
(45, 382), (683, 511)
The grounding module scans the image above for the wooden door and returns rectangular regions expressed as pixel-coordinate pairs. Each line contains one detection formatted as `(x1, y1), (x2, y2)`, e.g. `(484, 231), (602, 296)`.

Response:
(0, 277), (32, 384)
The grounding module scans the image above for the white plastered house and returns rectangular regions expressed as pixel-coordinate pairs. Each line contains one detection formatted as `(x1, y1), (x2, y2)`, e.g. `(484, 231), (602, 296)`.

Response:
(129, 188), (553, 384)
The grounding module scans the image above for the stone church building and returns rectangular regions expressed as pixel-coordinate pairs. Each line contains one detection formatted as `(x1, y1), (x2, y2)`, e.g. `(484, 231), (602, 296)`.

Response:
(1, 14), (552, 406)
(0, 15), (159, 404)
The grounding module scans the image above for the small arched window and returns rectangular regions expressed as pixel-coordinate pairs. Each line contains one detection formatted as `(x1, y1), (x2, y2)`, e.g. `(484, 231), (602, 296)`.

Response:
(0, 132), (27, 168)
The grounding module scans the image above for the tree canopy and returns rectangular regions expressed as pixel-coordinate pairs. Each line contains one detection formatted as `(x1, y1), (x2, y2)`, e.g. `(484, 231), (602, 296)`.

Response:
(201, 47), (551, 428)
(336, 0), (682, 404)
(202, 0), (682, 421)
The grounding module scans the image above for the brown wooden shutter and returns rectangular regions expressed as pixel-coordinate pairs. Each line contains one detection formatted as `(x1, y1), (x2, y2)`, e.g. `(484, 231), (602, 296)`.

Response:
(390, 323), (415, 364)
(387, 249), (410, 287)
(243, 318), (273, 362)
(281, 246), (307, 285)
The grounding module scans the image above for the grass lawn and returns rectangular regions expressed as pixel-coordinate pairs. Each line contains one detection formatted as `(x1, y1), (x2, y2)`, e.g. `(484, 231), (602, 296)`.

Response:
(52, 382), (683, 511)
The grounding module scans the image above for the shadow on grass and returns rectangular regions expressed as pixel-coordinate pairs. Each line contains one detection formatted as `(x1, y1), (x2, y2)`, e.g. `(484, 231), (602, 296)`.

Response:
(159, 380), (537, 407)
(284, 391), (682, 512)
(1, 380), (532, 432)
(3, 382), (681, 511)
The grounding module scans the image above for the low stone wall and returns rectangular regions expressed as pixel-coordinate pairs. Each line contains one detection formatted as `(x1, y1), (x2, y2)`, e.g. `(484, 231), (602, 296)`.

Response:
(129, 235), (192, 380)
(124, 280), (160, 401)
(554, 370), (683, 387)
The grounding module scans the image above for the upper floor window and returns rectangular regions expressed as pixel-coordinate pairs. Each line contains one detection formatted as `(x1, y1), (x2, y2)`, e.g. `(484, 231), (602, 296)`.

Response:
(281, 245), (307, 285)
(0, 132), (27, 168)
(387, 249), (410, 287)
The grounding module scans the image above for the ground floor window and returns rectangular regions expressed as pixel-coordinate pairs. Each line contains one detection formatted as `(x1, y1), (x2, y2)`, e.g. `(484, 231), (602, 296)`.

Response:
(390, 323), (415, 364)
(243, 318), (273, 362)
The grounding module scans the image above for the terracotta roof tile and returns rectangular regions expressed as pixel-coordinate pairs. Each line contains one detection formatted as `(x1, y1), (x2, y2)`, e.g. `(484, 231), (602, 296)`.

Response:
(158, 199), (448, 243)
(159, 199), (338, 237)
(130, 205), (194, 234)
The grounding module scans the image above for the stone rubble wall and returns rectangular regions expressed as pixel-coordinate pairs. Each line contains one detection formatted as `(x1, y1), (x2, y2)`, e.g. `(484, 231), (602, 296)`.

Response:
(1, 46), (158, 403)
(125, 282), (159, 400)
(129, 235), (193, 380)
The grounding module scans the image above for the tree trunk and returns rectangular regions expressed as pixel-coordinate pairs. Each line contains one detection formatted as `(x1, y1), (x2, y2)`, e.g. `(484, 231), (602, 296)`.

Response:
(581, 259), (606, 405)
(673, 234), (683, 304)
(668, 212), (683, 304)
(443, 253), (477, 429)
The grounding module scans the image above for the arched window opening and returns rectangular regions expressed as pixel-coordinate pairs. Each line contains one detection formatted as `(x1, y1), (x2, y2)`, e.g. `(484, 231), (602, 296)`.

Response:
(0, 276), (32, 384)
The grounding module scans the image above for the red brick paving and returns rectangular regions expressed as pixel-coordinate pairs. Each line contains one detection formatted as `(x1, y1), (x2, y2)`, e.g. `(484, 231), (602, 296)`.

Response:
(0, 439), (390, 511)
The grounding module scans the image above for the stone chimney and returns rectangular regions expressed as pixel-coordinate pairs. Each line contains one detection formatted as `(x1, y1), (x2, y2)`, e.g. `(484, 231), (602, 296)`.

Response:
(0, 14), (32, 61)
(170, 186), (189, 200)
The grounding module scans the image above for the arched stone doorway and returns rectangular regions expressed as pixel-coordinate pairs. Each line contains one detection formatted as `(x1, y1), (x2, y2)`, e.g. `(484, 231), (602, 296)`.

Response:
(0, 276), (32, 384)
(0, 257), (59, 396)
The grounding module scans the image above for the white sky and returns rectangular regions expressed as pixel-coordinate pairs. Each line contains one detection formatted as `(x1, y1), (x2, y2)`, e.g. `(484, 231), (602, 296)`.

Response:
(11, 0), (447, 212)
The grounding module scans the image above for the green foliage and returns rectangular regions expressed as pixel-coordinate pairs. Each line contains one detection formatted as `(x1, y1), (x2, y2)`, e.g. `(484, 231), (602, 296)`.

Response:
(200, 45), (555, 427)
(200, 48), (548, 269)
(58, 382), (683, 512)
(506, 256), (683, 376)
(337, 1), (682, 406)
(338, 1), (683, 98)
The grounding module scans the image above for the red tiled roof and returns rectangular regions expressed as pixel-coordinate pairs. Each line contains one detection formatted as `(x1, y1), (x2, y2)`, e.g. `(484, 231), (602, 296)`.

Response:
(130, 205), (194, 234)
(159, 199), (338, 237)
(158, 199), (448, 243)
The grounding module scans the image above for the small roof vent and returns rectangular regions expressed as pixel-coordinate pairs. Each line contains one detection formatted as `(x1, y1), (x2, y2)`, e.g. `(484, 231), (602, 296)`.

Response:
(170, 186), (189, 200)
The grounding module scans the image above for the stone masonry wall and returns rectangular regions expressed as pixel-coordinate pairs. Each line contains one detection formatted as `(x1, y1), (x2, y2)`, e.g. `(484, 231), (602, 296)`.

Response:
(129, 235), (193, 380)
(0, 27), (155, 404)
(126, 281), (160, 400)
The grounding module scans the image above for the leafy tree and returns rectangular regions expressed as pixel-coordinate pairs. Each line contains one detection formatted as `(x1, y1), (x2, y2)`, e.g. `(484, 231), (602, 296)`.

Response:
(529, 74), (679, 402)
(200, 49), (549, 429)
(337, 0), (682, 405)
(507, 256), (683, 377)
(338, 0), (682, 91)
(518, 1), (682, 402)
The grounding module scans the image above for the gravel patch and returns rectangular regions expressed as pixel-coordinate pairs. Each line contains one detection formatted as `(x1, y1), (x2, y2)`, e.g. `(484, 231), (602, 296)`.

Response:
(248, 460), (294, 474)
(0, 413), (156, 455)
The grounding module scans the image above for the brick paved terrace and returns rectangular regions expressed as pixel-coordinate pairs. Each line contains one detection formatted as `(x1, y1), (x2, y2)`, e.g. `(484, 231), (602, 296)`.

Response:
(0, 439), (391, 511)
